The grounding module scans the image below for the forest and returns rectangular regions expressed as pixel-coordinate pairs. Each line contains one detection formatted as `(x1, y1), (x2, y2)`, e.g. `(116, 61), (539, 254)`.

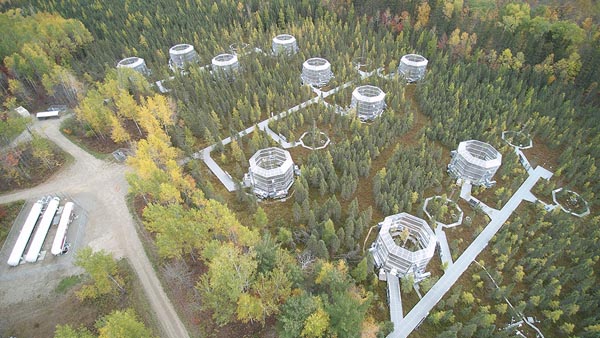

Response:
(1, 0), (599, 337)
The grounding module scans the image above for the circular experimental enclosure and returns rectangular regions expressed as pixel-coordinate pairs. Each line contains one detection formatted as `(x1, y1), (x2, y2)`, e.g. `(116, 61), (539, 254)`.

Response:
(448, 140), (502, 187)
(352, 57), (372, 72)
(299, 130), (330, 150)
(116, 57), (150, 75)
(248, 147), (295, 199)
(552, 188), (590, 217)
(301, 57), (333, 87)
(350, 85), (386, 121)
(370, 212), (436, 279)
(169, 44), (200, 71)
(272, 34), (299, 56)
(397, 54), (428, 83)
(502, 130), (533, 149)
(423, 196), (464, 228)
(211, 53), (240, 77)
(230, 42), (250, 55)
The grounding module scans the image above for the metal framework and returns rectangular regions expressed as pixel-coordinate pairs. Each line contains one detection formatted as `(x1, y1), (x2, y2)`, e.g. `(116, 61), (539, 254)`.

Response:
(117, 57), (150, 75)
(169, 44), (200, 71)
(248, 147), (295, 199)
(448, 140), (502, 187)
(398, 54), (428, 82)
(301, 57), (333, 87)
(371, 213), (436, 278)
(212, 53), (239, 77)
(272, 34), (299, 56)
(351, 85), (386, 121)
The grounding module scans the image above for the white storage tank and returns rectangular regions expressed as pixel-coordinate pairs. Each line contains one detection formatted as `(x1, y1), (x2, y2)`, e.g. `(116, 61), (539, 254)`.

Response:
(272, 34), (299, 56)
(117, 57), (150, 75)
(169, 44), (200, 71)
(51, 202), (74, 256)
(397, 54), (428, 82)
(25, 197), (60, 263)
(7, 200), (43, 266)
(351, 85), (386, 121)
(301, 57), (333, 87)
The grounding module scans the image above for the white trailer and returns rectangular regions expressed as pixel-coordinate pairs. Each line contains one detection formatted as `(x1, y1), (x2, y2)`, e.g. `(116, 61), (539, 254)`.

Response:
(7, 200), (43, 266)
(25, 197), (60, 263)
(51, 202), (74, 255)
(36, 111), (60, 119)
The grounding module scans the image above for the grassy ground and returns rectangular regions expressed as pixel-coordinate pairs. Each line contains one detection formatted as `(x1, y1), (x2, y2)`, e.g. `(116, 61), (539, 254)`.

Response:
(2, 259), (160, 337)
(55, 274), (83, 294)
(0, 200), (25, 247)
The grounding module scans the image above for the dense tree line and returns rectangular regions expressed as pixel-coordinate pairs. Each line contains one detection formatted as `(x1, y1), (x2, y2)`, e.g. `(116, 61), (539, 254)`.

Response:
(426, 206), (600, 337)
(53, 248), (155, 337)
(373, 140), (443, 215)
(2, 0), (598, 337)
(0, 9), (92, 107)
(74, 68), (158, 144)
(416, 56), (599, 205)
(171, 53), (314, 142)
(0, 112), (28, 146)
(122, 104), (376, 335)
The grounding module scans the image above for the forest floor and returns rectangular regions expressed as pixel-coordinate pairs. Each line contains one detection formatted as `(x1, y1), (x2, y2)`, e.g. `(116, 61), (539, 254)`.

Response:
(522, 137), (561, 172)
(0, 116), (188, 338)
(132, 194), (279, 337)
(60, 116), (143, 158)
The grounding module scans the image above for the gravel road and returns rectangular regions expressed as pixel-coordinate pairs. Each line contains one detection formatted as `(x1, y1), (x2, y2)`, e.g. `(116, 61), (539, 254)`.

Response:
(0, 117), (190, 338)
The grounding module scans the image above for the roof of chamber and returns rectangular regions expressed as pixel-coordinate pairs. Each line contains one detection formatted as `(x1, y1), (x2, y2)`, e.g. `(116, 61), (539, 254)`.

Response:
(378, 213), (436, 264)
(400, 54), (428, 67)
(169, 44), (195, 55)
(249, 147), (294, 178)
(273, 34), (297, 45)
(457, 140), (502, 169)
(303, 57), (331, 71)
(212, 53), (238, 66)
(352, 85), (385, 103)
(117, 57), (145, 68)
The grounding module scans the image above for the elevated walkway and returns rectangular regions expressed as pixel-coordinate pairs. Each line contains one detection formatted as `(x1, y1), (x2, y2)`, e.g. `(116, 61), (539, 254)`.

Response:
(435, 224), (453, 267)
(389, 166), (553, 338)
(387, 272), (404, 327)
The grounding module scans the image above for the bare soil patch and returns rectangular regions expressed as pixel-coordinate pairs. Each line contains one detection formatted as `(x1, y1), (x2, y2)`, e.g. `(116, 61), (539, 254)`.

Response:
(444, 200), (491, 260)
(1, 287), (100, 338)
(521, 137), (561, 171)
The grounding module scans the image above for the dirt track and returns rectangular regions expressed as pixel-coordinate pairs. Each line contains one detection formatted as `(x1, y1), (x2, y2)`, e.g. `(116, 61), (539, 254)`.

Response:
(0, 118), (190, 338)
